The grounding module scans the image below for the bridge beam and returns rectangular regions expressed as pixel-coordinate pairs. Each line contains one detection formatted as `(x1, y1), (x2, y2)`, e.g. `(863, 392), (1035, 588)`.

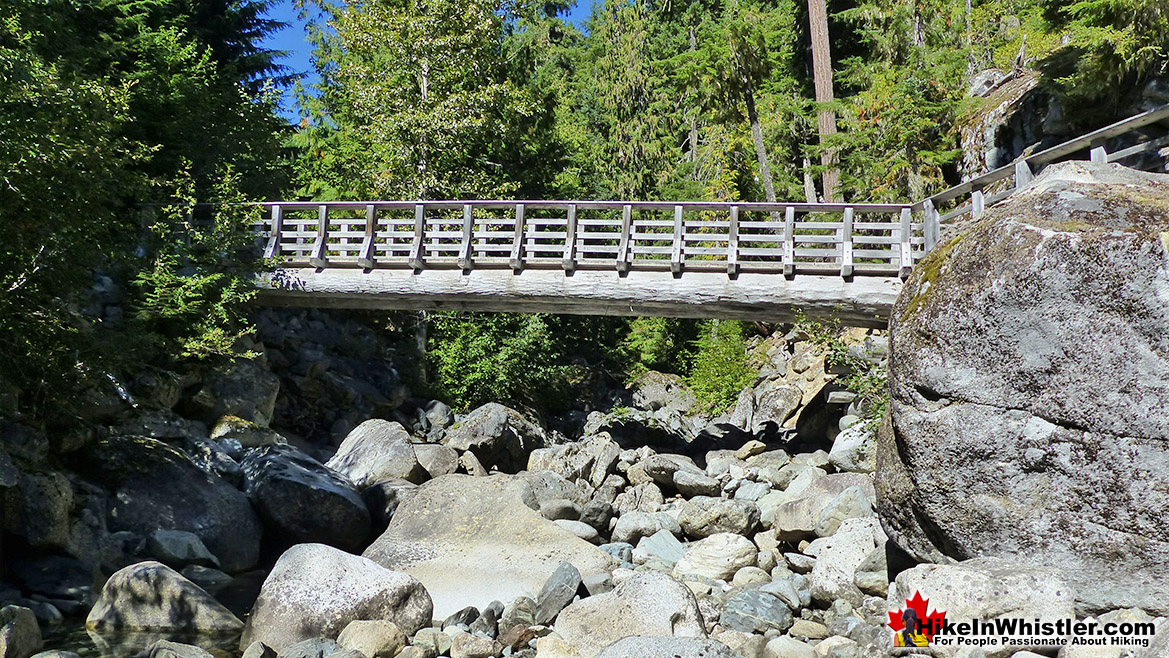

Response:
(256, 267), (899, 328)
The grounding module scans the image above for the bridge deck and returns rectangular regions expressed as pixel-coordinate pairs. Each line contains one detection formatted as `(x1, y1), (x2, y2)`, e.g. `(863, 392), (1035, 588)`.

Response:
(250, 103), (1169, 324)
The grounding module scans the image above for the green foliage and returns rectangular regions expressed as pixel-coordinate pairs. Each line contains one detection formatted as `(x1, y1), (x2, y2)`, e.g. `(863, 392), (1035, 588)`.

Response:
(619, 317), (698, 380)
(686, 320), (759, 414)
(427, 313), (569, 412)
(793, 312), (888, 427)
(132, 166), (264, 360)
(1041, 0), (1169, 105)
(0, 0), (286, 413)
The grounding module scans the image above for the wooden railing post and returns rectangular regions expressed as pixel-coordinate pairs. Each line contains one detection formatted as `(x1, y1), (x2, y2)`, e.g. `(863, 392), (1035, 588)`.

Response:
(510, 203), (525, 271)
(458, 204), (474, 270)
(923, 199), (939, 254)
(727, 205), (740, 276)
(358, 204), (377, 269)
(899, 207), (914, 279)
(408, 204), (426, 270)
(263, 204), (283, 259)
(783, 207), (795, 277)
(1015, 161), (1034, 190)
(309, 204), (329, 268)
(616, 204), (632, 273)
(562, 204), (578, 272)
(1090, 138), (1108, 164)
(671, 205), (684, 274)
(841, 207), (854, 278)
(971, 185), (986, 218)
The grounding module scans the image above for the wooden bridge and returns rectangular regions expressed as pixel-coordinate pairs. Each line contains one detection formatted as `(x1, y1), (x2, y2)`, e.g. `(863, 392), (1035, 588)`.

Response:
(254, 104), (1169, 327)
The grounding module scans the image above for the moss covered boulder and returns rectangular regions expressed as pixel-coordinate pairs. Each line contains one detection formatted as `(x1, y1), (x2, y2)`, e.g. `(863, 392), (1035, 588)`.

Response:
(878, 161), (1169, 614)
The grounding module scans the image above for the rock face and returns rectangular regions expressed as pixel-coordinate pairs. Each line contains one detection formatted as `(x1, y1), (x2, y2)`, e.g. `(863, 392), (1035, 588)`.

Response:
(86, 562), (243, 634)
(443, 404), (546, 473)
(554, 571), (705, 658)
(74, 437), (262, 573)
(879, 162), (1169, 614)
(241, 544), (432, 652)
(242, 444), (370, 552)
(362, 474), (615, 620)
(326, 420), (425, 487)
(0, 606), (42, 658)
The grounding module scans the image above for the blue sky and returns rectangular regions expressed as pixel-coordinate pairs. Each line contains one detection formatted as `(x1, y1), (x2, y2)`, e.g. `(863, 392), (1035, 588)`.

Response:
(261, 1), (596, 121)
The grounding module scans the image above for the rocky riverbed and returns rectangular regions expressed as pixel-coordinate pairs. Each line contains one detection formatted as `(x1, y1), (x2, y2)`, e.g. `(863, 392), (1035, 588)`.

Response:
(3, 162), (1169, 658)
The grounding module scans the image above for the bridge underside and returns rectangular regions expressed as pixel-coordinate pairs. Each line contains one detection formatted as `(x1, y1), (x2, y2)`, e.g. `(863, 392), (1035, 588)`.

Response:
(257, 267), (900, 328)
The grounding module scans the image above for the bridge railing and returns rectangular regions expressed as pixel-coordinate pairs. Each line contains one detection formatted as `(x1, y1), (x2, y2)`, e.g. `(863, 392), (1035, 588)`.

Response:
(915, 102), (1169, 225)
(255, 201), (926, 278)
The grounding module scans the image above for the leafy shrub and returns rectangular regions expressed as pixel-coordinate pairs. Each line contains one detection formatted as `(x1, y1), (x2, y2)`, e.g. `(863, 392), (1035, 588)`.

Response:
(686, 320), (760, 414)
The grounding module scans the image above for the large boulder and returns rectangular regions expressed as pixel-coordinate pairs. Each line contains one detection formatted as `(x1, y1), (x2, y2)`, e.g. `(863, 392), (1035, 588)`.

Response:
(889, 558), (1076, 658)
(527, 434), (621, 490)
(0, 606), (42, 658)
(631, 371), (696, 414)
(879, 162), (1169, 614)
(2, 471), (72, 550)
(443, 404), (546, 473)
(241, 544), (431, 652)
(553, 572), (706, 658)
(326, 420), (425, 487)
(178, 360), (280, 427)
(86, 562), (243, 634)
(241, 445), (370, 552)
(595, 637), (734, 658)
(363, 474), (615, 620)
(72, 437), (262, 573)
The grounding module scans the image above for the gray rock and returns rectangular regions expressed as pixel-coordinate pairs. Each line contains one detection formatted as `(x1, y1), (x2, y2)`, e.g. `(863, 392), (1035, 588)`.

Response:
(891, 557), (1075, 658)
(275, 638), (338, 658)
(678, 497), (760, 539)
(674, 470), (722, 498)
(336, 619), (406, 658)
(395, 648), (435, 658)
(760, 576), (802, 610)
(750, 383), (803, 436)
(733, 481), (770, 502)
(612, 481), (664, 514)
(29, 652), (79, 658)
(764, 636), (815, 658)
(578, 500), (614, 533)
(449, 632), (494, 658)
(208, 416), (284, 448)
(361, 478), (417, 529)
(0, 448), (18, 488)
(425, 400), (454, 430)
(595, 637), (734, 658)
(805, 518), (884, 605)
(880, 162), (1169, 614)
(554, 571), (706, 658)
(612, 511), (680, 545)
(599, 542), (633, 564)
(813, 486), (872, 537)
(241, 642), (277, 658)
(140, 640), (214, 658)
(827, 424), (876, 473)
(147, 530), (220, 568)
(443, 403), (546, 473)
(720, 590), (792, 634)
(186, 439), (244, 486)
(582, 572), (613, 596)
(412, 629), (452, 656)
(632, 371), (697, 414)
(363, 474), (615, 620)
(0, 606), (41, 658)
(179, 360), (280, 426)
(241, 543), (432, 652)
(766, 473), (874, 541)
(242, 444), (371, 552)
(414, 444), (459, 479)
(86, 562), (242, 633)
(443, 606), (479, 630)
(500, 596), (536, 630)
(809, 636), (858, 658)
(536, 562), (582, 625)
(554, 519), (600, 544)
(469, 601), (502, 638)
(326, 420), (426, 487)
(527, 434), (620, 490)
(673, 533), (757, 581)
(540, 499), (579, 521)
(637, 529), (686, 564)
(74, 436), (262, 573)
(2, 472), (72, 550)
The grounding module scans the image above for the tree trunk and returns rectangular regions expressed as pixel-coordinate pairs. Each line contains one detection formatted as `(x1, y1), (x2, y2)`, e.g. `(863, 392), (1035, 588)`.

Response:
(418, 57), (430, 200)
(689, 26), (699, 163)
(808, 0), (839, 202)
(743, 85), (777, 203)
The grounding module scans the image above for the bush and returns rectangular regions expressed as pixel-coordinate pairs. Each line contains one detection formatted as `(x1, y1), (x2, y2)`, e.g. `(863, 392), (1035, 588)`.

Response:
(686, 320), (759, 414)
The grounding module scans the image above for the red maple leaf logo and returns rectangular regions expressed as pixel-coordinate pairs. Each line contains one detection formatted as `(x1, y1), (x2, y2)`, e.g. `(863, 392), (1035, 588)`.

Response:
(888, 591), (947, 642)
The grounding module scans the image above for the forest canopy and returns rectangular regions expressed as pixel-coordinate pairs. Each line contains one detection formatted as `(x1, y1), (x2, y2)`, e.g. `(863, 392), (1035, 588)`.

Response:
(2, 0), (1167, 415)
